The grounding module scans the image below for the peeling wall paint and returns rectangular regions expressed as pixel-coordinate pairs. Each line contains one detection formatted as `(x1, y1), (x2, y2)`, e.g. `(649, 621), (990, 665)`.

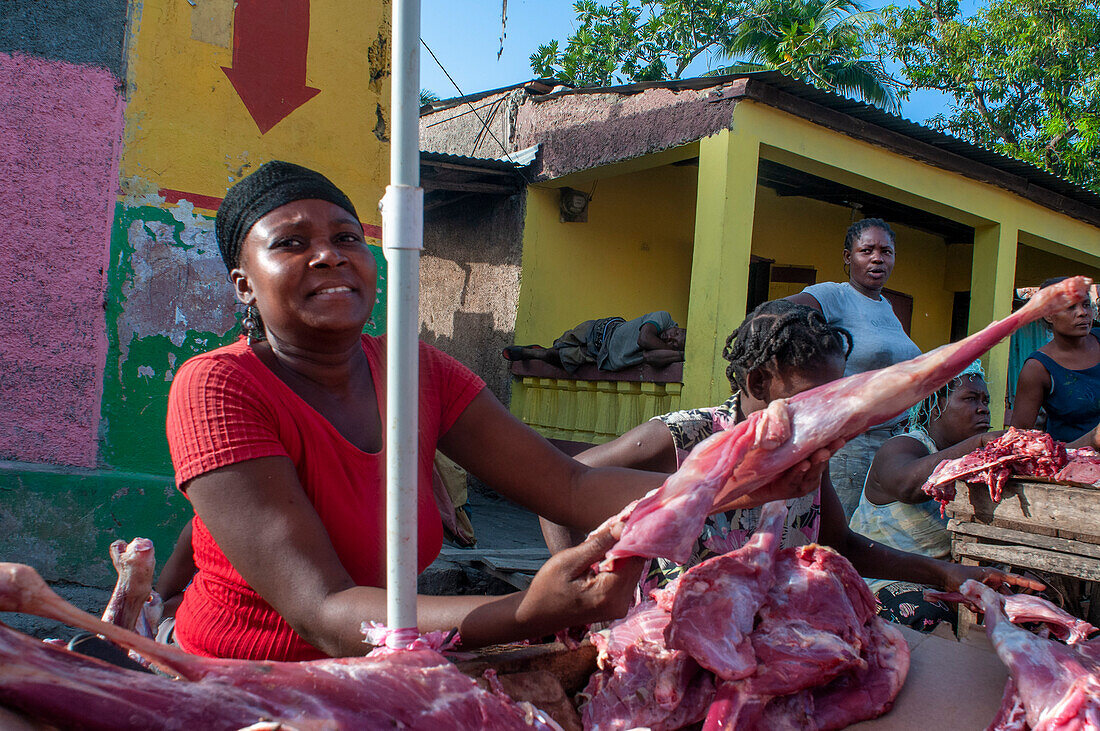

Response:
(118, 199), (237, 359)
(100, 198), (388, 475)
(98, 200), (236, 474)
(1, 0), (391, 593)
(0, 51), (124, 468)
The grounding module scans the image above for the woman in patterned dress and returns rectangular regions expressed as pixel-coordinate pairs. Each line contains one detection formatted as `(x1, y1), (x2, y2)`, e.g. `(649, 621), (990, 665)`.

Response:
(542, 300), (1040, 605)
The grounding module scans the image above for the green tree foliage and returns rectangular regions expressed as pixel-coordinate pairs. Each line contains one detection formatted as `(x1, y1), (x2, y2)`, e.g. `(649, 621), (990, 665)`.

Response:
(530, 0), (898, 110)
(723, 0), (901, 112)
(880, 0), (1100, 190)
(530, 0), (751, 87)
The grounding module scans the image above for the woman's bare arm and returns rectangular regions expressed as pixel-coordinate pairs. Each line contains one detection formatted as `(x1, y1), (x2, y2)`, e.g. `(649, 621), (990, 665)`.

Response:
(184, 456), (643, 657)
(785, 292), (823, 313)
(864, 432), (1003, 505)
(575, 420), (679, 473)
(1009, 359), (1048, 430)
(155, 522), (196, 617)
(438, 391), (667, 531)
(818, 473), (1041, 592)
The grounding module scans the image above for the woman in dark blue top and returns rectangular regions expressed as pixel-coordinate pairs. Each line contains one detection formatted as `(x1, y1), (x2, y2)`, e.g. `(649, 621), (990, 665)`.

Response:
(1012, 277), (1100, 442)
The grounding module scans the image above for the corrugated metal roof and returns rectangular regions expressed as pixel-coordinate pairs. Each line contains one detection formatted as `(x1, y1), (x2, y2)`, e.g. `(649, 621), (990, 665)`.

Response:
(500, 144), (539, 167)
(420, 148), (533, 173)
(533, 71), (1100, 211)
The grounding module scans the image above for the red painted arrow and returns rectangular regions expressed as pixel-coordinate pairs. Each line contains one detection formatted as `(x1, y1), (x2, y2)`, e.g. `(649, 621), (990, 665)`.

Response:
(222, 0), (320, 134)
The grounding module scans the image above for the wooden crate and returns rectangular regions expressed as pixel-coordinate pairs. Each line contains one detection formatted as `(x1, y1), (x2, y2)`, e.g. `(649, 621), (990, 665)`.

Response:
(945, 478), (1100, 635)
(944, 477), (1100, 543)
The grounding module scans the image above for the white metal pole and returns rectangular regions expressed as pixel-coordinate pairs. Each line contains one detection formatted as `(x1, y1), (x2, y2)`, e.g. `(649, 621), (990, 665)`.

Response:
(382, 0), (423, 639)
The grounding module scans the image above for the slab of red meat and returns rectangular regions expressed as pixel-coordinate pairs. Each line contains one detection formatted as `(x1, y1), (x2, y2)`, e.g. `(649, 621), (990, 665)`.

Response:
(584, 501), (909, 730)
(988, 678), (1030, 731)
(923, 428), (1069, 506)
(698, 543), (902, 731)
(748, 543), (877, 696)
(699, 615), (909, 731)
(933, 580), (1100, 730)
(0, 562), (563, 730)
(580, 599), (713, 730)
(666, 500), (787, 680)
(1001, 594), (1098, 645)
(604, 276), (1092, 568)
(1055, 448), (1100, 486)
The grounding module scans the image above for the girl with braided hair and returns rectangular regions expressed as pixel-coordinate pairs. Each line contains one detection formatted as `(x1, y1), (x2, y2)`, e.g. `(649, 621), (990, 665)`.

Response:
(545, 300), (1039, 621)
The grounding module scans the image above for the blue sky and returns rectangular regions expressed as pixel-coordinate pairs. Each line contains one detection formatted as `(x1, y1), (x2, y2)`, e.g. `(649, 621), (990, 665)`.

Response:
(420, 0), (981, 123)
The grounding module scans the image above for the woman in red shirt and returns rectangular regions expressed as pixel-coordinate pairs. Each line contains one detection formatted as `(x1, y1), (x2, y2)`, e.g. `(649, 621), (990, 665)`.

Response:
(165, 161), (836, 661)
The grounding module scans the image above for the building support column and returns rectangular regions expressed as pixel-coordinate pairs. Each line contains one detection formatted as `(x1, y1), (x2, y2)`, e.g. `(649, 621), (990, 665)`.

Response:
(683, 127), (761, 407)
(969, 222), (1018, 428)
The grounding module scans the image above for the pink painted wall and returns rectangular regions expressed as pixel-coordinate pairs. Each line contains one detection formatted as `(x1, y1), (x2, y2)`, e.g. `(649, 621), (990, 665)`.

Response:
(0, 52), (124, 467)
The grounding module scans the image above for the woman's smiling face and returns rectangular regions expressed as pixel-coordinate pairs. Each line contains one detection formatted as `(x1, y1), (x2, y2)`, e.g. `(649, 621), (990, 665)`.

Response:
(231, 198), (377, 340)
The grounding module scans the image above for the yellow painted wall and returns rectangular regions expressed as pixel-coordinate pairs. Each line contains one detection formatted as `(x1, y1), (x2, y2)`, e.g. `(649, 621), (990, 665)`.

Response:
(691, 100), (1100, 422)
(120, 0), (389, 216)
(512, 98), (1100, 436)
(1015, 243), (1100, 287)
(750, 186), (955, 351)
(514, 165), (699, 346)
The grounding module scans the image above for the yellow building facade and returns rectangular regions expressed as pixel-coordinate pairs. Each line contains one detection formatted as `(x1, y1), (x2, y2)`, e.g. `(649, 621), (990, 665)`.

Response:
(494, 81), (1100, 443)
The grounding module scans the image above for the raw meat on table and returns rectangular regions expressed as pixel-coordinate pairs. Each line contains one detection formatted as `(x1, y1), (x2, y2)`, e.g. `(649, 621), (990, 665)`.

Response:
(922, 428), (1069, 506)
(581, 501), (910, 730)
(927, 582), (1100, 730)
(603, 276), (1092, 569)
(0, 562), (562, 730)
(581, 597), (714, 730)
(1056, 448), (1100, 487)
(666, 499), (787, 681)
(100, 537), (156, 632)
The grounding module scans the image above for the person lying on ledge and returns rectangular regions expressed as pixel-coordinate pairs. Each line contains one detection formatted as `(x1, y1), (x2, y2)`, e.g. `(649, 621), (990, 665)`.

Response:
(503, 312), (686, 373)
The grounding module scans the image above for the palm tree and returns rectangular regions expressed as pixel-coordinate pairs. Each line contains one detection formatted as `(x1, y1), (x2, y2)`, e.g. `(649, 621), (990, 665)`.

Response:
(420, 89), (440, 107)
(717, 0), (901, 113)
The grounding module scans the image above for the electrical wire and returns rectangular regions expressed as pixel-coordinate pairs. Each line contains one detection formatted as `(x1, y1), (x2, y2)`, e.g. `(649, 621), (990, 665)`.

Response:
(421, 37), (528, 178)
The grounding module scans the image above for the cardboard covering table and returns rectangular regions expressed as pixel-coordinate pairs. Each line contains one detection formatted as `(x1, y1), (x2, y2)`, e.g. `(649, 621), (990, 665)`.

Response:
(851, 625), (1008, 729)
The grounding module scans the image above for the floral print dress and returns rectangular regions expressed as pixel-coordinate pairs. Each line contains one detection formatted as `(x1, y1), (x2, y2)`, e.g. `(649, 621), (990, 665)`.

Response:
(638, 393), (822, 595)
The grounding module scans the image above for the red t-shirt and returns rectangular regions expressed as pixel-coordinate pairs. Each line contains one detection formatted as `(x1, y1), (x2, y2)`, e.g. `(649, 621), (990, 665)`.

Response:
(166, 335), (484, 661)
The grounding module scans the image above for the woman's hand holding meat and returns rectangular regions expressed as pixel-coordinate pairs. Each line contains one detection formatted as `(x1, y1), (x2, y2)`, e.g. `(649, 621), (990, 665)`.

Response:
(513, 523), (643, 640)
(711, 437), (845, 513)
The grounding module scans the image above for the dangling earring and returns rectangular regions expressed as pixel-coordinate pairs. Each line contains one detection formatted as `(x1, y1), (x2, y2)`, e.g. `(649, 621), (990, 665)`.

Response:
(242, 305), (263, 344)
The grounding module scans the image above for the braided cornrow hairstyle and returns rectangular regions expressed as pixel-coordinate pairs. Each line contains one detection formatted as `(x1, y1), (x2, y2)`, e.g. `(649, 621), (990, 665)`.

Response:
(723, 300), (853, 396)
(844, 217), (895, 250)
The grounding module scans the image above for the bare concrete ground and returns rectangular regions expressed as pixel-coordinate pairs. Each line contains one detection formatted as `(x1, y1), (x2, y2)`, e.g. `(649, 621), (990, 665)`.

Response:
(418, 491), (548, 596)
(463, 490), (546, 550)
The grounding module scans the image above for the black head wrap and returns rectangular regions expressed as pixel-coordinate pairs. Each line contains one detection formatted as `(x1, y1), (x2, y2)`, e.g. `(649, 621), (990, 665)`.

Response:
(214, 161), (358, 271)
